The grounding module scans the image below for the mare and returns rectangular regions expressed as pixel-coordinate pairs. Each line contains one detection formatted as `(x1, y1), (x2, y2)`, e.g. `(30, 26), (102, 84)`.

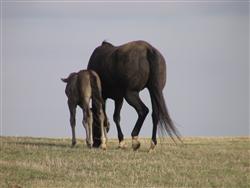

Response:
(87, 40), (181, 151)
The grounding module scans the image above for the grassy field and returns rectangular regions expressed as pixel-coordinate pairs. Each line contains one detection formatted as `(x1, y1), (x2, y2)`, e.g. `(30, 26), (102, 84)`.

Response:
(0, 136), (249, 188)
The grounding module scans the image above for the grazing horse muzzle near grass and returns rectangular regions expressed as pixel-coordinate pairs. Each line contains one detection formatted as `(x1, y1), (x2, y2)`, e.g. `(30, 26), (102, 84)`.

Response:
(62, 70), (108, 149)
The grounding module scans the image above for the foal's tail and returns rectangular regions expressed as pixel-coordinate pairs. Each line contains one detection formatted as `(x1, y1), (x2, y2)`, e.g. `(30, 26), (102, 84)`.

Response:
(147, 47), (181, 142)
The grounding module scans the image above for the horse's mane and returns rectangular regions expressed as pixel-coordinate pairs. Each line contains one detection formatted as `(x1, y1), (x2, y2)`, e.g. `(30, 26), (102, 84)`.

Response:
(101, 40), (113, 47)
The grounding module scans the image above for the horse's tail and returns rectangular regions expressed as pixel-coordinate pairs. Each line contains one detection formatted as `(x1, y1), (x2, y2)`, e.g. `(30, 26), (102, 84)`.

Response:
(147, 47), (181, 142)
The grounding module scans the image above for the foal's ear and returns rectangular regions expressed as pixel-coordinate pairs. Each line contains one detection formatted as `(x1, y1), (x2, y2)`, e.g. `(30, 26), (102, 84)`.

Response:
(61, 72), (77, 83)
(61, 78), (68, 83)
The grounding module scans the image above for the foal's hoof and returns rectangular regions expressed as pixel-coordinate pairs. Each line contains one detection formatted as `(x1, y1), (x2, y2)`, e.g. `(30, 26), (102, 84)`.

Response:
(118, 140), (127, 149)
(132, 136), (141, 151)
(101, 143), (107, 150)
(86, 141), (93, 149)
(148, 141), (156, 153)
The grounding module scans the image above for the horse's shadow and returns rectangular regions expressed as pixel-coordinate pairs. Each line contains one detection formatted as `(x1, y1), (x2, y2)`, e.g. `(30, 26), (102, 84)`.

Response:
(6, 140), (69, 148)
(4, 139), (161, 152)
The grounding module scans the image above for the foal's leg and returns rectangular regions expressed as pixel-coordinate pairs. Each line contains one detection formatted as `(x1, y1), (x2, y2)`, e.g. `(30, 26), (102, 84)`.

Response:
(68, 101), (77, 147)
(87, 107), (93, 148)
(125, 91), (149, 151)
(113, 98), (126, 149)
(82, 98), (93, 148)
(98, 109), (107, 150)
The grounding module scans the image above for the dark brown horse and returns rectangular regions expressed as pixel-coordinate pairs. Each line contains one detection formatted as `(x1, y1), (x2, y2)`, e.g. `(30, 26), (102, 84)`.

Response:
(62, 70), (108, 149)
(88, 40), (181, 151)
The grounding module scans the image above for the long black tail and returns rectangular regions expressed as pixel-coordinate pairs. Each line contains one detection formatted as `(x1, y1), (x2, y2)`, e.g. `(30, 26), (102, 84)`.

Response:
(149, 87), (181, 142)
(147, 47), (181, 142)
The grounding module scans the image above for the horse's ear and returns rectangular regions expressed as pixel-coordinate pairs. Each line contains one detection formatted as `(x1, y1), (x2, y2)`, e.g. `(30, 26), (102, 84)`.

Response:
(61, 78), (68, 83)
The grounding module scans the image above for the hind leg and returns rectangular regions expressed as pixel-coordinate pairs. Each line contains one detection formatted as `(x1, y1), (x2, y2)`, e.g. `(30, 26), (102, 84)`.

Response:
(84, 108), (93, 148)
(82, 98), (93, 148)
(125, 91), (149, 151)
(113, 98), (127, 149)
(68, 101), (77, 147)
(98, 110), (107, 150)
(148, 90), (159, 152)
(87, 108), (93, 148)
(103, 99), (110, 133)
(148, 110), (158, 152)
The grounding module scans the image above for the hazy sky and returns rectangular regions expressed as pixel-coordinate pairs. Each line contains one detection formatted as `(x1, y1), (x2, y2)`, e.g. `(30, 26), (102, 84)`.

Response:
(1, 1), (249, 139)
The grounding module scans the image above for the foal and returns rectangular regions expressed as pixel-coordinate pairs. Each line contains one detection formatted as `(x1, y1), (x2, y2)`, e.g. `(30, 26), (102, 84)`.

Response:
(62, 70), (107, 149)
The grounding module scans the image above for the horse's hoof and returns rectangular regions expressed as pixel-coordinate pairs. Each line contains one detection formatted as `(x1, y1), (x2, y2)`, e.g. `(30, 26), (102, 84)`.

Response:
(101, 143), (107, 150)
(148, 140), (156, 153)
(71, 141), (76, 147)
(132, 136), (141, 151)
(118, 140), (127, 149)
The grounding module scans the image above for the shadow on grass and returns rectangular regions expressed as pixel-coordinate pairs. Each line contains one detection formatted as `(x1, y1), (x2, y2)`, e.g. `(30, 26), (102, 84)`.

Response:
(4, 140), (70, 148)
(2, 138), (165, 153)
(4, 141), (169, 153)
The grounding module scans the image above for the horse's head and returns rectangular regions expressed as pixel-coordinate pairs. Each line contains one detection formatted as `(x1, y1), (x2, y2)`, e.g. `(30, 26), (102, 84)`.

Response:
(92, 107), (110, 148)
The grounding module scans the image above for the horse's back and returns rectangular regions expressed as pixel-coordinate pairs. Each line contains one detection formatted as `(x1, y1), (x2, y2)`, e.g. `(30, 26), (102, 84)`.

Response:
(120, 41), (167, 90)
(87, 40), (166, 93)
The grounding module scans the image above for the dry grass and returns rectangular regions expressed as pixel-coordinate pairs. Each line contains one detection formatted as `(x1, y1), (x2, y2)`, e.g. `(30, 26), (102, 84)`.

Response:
(0, 136), (249, 188)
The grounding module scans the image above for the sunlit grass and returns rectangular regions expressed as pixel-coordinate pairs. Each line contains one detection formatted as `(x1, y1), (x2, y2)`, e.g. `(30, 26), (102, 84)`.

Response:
(0, 136), (249, 188)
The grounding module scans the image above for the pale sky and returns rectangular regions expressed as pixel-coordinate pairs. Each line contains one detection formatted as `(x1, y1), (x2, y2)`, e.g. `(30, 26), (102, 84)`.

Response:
(1, 1), (249, 139)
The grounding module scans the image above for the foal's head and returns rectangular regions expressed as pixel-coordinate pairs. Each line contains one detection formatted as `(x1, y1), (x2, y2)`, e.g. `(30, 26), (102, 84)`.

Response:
(92, 107), (110, 148)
